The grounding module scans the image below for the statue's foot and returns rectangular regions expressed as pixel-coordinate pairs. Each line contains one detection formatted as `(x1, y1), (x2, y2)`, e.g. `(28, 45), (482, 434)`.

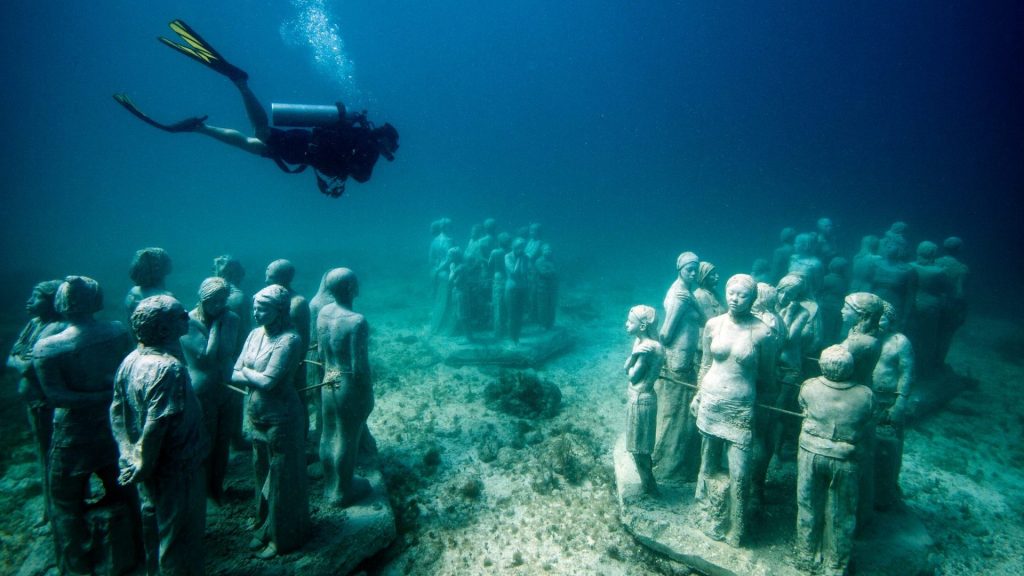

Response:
(254, 543), (278, 560)
(248, 537), (266, 551)
(330, 477), (373, 508)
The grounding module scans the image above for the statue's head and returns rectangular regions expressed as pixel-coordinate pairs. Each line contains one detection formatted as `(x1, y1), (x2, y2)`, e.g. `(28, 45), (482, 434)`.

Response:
(528, 222), (543, 238)
(793, 233), (815, 256)
(818, 345), (854, 382)
(697, 262), (718, 289)
(776, 274), (805, 304)
(129, 247), (172, 288)
(626, 305), (658, 338)
(483, 218), (496, 234)
(675, 252), (699, 284)
(55, 276), (103, 318)
(325, 267), (359, 304)
(213, 255), (245, 284)
(27, 279), (63, 318)
(470, 224), (483, 239)
(511, 238), (526, 255)
(780, 227), (797, 244)
(497, 232), (512, 249)
(816, 217), (834, 235)
(253, 284), (292, 330)
(942, 236), (963, 256)
(197, 277), (230, 321)
(889, 221), (908, 235)
(131, 295), (188, 346)
(752, 282), (778, 314)
(265, 259), (296, 287)
(725, 274), (757, 316)
(878, 300), (897, 333)
(842, 292), (883, 334)
(916, 241), (938, 263)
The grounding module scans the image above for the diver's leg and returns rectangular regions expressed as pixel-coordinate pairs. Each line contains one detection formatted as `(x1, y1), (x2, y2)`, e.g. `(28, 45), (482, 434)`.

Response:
(195, 124), (268, 155)
(232, 79), (272, 141)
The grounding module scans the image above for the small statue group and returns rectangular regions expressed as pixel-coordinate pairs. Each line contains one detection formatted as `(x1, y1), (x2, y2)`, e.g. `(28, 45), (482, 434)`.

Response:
(624, 219), (954, 574)
(429, 218), (559, 342)
(7, 247), (383, 573)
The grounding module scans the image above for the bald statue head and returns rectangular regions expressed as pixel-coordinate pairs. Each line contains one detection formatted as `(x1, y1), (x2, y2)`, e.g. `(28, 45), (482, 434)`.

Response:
(325, 268), (359, 307)
(265, 259), (296, 288)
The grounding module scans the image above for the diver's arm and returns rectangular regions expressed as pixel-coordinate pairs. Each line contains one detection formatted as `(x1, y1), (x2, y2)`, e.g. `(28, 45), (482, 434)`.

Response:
(195, 124), (268, 155)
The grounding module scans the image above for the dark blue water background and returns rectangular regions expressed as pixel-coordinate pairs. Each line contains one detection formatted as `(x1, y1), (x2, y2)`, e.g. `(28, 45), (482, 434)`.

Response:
(1, 1), (1021, 322)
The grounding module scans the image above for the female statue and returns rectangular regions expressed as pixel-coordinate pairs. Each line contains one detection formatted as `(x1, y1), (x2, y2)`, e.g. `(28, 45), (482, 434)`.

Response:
(653, 252), (706, 481)
(624, 305), (665, 496)
(180, 277), (240, 503)
(232, 285), (308, 558)
(691, 274), (776, 546)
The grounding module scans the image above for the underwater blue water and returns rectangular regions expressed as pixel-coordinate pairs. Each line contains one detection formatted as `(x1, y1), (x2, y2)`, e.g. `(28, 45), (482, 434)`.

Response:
(1, 0), (1021, 319)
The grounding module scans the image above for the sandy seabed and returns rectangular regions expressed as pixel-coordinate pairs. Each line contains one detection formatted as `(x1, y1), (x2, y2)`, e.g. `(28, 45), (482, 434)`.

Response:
(1, 273), (1022, 576)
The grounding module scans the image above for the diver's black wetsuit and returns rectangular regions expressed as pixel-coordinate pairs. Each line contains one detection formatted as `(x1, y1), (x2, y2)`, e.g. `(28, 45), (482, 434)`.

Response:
(264, 125), (380, 183)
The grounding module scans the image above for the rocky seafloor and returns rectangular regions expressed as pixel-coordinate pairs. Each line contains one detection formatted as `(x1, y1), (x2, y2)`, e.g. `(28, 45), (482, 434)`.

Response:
(1, 274), (1022, 575)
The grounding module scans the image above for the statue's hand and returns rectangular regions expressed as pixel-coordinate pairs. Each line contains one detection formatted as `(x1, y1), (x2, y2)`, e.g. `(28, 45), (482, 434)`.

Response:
(689, 394), (700, 418)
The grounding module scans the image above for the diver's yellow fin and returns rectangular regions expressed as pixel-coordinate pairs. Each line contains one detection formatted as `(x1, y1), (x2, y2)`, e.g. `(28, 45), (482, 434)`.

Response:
(158, 19), (248, 82)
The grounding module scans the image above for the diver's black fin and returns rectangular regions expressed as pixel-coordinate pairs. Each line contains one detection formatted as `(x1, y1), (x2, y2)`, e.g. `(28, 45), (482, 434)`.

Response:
(158, 19), (249, 82)
(113, 93), (208, 133)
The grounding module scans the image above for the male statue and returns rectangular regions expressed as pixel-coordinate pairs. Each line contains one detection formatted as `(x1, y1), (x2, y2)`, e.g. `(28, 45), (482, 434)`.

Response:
(112, 295), (207, 575)
(34, 276), (138, 575)
(317, 268), (374, 506)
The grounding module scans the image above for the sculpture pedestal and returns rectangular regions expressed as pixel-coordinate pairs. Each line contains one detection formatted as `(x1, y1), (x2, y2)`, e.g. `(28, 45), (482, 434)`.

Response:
(301, 467), (397, 574)
(432, 326), (573, 367)
(613, 437), (934, 576)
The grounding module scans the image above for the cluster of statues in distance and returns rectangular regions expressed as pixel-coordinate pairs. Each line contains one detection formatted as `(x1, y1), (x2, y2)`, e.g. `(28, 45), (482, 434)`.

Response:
(623, 217), (969, 576)
(7, 251), (378, 574)
(429, 218), (558, 342)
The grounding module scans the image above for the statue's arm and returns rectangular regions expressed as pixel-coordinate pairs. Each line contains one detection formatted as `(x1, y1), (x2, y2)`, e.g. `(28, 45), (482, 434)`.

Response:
(238, 335), (300, 392)
(34, 347), (111, 408)
(352, 319), (371, 381)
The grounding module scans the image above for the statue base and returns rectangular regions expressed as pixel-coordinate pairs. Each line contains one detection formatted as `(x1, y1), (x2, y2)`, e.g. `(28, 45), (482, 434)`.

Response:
(300, 467), (397, 574)
(432, 326), (573, 367)
(613, 437), (934, 576)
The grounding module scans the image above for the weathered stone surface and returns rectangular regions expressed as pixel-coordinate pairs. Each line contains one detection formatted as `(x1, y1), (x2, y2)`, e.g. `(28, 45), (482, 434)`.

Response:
(300, 468), (397, 575)
(613, 436), (934, 576)
(436, 326), (573, 367)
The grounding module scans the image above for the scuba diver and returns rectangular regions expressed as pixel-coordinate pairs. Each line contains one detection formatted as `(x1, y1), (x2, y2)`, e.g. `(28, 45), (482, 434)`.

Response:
(114, 20), (399, 198)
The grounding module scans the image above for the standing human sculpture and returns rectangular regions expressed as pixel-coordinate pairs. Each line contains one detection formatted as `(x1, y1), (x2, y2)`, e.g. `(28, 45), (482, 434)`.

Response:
(266, 259), (312, 436)
(691, 274), (776, 546)
(871, 301), (914, 510)
(770, 227), (797, 283)
(6, 280), (67, 527)
(112, 295), (206, 575)
(840, 292), (884, 525)
(774, 274), (812, 460)
(869, 238), (917, 329)
(654, 252), (705, 482)
(624, 305), (665, 496)
(125, 247), (174, 317)
(232, 285), (308, 558)
(850, 235), (880, 293)
(795, 345), (874, 576)
(34, 276), (139, 575)
(935, 236), (968, 365)
(818, 257), (850, 347)
(504, 238), (529, 343)
(534, 243), (559, 330)
(908, 241), (950, 375)
(317, 268), (375, 507)
(179, 277), (239, 503)
(488, 232), (512, 338)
